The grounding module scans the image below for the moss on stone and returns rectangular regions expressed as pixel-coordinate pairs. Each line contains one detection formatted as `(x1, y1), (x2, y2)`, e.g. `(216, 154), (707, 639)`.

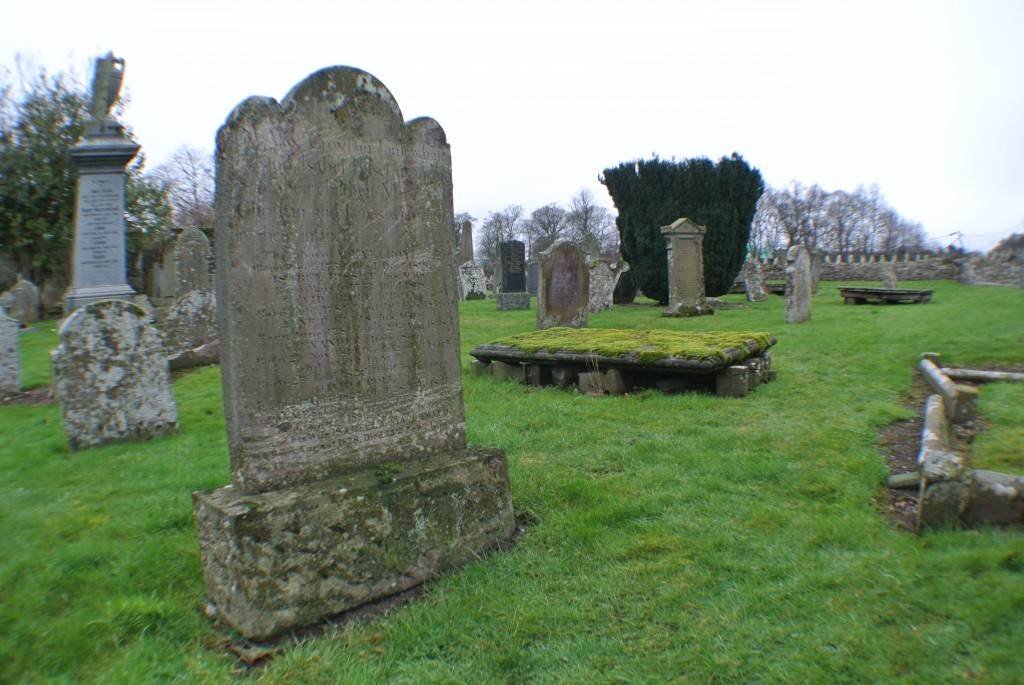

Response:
(487, 327), (774, 364)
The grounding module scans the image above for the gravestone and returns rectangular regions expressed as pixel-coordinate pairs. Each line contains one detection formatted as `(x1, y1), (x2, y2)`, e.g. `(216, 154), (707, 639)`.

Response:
(64, 53), (138, 314)
(612, 265), (639, 304)
(785, 245), (812, 323)
(537, 239), (589, 329)
(881, 263), (900, 289)
(162, 290), (218, 360)
(741, 260), (769, 302)
(661, 218), (713, 317)
(459, 219), (474, 264)
(0, 307), (20, 394)
(527, 261), (539, 296)
(192, 66), (514, 640)
(458, 262), (487, 300)
(0, 276), (41, 323)
(157, 227), (213, 305)
(51, 299), (178, 451)
(495, 240), (529, 310)
(588, 260), (616, 313)
(809, 247), (823, 295)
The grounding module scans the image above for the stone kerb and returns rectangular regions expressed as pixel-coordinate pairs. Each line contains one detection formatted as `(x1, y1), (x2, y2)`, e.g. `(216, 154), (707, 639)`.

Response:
(51, 299), (179, 451)
(537, 239), (589, 329)
(0, 306), (20, 394)
(919, 358), (978, 423)
(193, 66), (514, 639)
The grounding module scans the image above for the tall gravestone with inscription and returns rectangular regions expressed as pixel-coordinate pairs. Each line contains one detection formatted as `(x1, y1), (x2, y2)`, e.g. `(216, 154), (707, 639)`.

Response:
(192, 66), (515, 640)
(495, 240), (530, 310)
(0, 307), (20, 394)
(661, 218), (713, 317)
(64, 53), (138, 314)
(537, 239), (589, 329)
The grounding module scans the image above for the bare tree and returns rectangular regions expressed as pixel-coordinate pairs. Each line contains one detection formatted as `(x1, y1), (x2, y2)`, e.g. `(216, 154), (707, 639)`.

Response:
(566, 189), (617, 256)
(477, 205), (525, 261)
(151, 144), (214, 232)
(523, 203), (567, 258)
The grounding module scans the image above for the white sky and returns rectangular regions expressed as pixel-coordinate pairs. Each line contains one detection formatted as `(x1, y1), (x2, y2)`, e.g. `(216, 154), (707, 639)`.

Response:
(3, 0), (1022, 252)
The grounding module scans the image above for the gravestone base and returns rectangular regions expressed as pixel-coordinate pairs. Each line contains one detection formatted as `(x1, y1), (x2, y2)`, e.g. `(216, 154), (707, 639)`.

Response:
(194, 446), (515, 640)
(64, 284), (136, 315)
(496, 292), (531, 311)
(661, 302), (715, 318)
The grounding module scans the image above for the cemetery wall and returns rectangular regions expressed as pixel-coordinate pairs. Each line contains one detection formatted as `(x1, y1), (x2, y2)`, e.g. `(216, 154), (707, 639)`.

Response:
(755, 250), (962, 283)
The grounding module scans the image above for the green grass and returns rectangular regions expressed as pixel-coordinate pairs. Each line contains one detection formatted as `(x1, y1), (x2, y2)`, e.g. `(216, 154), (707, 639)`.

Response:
(3, 281), (1024, 683)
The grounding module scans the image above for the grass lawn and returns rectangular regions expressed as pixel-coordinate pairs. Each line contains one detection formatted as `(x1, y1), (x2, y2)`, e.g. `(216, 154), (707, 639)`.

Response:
(2, 281), (1024, 683)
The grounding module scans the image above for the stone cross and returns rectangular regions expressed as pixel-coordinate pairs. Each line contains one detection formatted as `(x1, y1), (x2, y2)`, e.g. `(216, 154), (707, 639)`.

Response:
(192, 66), (514, 640)
(785, 245), (812, 323)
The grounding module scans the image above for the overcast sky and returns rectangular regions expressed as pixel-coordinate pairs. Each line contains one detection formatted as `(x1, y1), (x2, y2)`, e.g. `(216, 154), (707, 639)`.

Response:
(3, 0), (1022, 251)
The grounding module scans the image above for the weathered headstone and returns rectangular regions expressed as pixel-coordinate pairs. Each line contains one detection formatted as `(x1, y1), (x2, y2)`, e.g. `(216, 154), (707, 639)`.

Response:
(0, 276), (41, 323)
(785, 245), (812, 323)
(458, 262), (487, 300)
(809, 247), (823, 296)
(0, 307), (20, 394)
(162, 290), (218, 360)
(588, 260), (616, 313)
(537, 239), (589, 329)
(881, 263), (900, 289)
(741, 260), (769, 302)
(459, 219), (474, 264)
(192, 66), (514, 640)
(156, 227), (213, 305)
(64, 53), (138, 314)
(612, 265), (639, 304)
(51, 299), (178, 451)
(661, 218), (713, 317)
(495, 240), (529, 310)
(527, 261), (539, 296)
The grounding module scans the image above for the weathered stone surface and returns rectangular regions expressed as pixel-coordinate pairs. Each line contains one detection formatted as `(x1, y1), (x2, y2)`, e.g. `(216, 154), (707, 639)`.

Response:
(881, 263), (900, 289)
(741, 260), (769, 302)
(602, 368), (631, 395)
(527, 262), (539, 296)
(194, 447), (513, 640)
(491, 360), (525, 382)
(196, 66), (513, 639)
(0, 307), (20, 393)
(458, 262), (487, 300)
(52, 299), (178, 451)
(919, 480), (967, 529)
(157, 227), (213, 305)
(169, 339), (220, 371)
(920, 360), (978, 423)
(578, 371), (605, 396)
(525, 364), (551, 386)
(612, 265), (639, 305)
(537, 239), (588, 329)
(785, 245), (812, 323)
(458, 219), (474, 265)
(961, 470), (1024, 526)
(588, 260), (616, 313)
(0, 276), (41, 323)
(715, 366), (749, 397)
(496, 241), (527, 293)
(470, 359), (492, 377)
(661, 218), (707, 317)
(496, 292), (530, 311)
(162, 290), (217, 358)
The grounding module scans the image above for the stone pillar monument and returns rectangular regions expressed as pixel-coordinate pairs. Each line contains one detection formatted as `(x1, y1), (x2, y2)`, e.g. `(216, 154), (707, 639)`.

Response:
(64, 52), (138, 314)
(785, 245), (812, 323)
(661, 218), (713, 317)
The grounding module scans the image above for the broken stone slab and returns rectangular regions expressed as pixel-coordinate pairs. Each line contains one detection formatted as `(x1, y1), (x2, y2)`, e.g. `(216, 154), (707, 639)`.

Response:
(194, 447), (514, 640)
(961, 471), (1024, 526)
(168, 339), (220, 371)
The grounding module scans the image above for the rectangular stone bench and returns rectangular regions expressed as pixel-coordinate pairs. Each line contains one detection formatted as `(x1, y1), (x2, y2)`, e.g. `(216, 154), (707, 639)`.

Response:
(837, 286), (934, 304)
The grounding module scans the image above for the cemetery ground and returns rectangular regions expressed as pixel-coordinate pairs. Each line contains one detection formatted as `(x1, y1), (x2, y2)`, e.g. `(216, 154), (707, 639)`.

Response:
(2, 282), (1023, 684)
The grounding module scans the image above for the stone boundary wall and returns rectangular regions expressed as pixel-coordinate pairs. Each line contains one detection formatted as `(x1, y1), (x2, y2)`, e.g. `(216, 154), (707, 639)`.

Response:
(755, 250), (961, 282)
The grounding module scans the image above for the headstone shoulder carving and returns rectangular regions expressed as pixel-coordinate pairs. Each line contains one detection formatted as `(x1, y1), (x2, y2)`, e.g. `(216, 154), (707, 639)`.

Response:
(52, 299), (178, 451)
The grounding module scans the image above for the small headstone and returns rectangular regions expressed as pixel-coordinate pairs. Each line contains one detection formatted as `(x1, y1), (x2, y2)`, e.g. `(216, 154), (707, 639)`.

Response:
(52, 299), (179, 451)
(881, 263), (900, 289)
(459, 220), (474, 264)
(192, 66), (514, 640)
(157, 227), (213, 305)
(661, 218), (712, 317)
(162, 290), (218, 360)
(785, 245), (812, 323)
(495, 240), (529, 310)
(0, 276), (41, 323)
(588, 260), (616, 313)
(0, 307), (20, 394)
(537, 239), (589, 329)
(458, 262), (487, 300)
(64, 53), (138, 314)
(741, 260), (769, 302)
(527, 261), (539, 296)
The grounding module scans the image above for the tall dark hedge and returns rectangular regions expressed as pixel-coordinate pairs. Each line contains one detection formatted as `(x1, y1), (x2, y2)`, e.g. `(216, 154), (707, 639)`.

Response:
(600, 154), (764, 302)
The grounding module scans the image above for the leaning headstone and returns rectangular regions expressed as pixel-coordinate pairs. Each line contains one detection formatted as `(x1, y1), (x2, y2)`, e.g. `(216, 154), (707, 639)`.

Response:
(495, 240), (529, 310)
(156, 227), (213, 306)
(785, 245), (812, 323)
(458, 262), (487, 300)
(192, 66), (515, 640)
(162, 290), (218, 362)
(64, 52), (138, 314)
(881, 263), (900, 289)
(588, 260), (616, 313)
(537, 239), (589, 329)
(0, 307), (20, 394)
(612, 265), (639, 304)
(0, 276), (41, 323)
(51, 299), (178, 451)
(661, 218), (713, 317)
(741, 260), (769, 302)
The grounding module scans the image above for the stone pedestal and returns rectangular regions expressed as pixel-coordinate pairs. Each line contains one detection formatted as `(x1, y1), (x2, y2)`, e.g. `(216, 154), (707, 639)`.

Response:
(65, 134), (139, 314)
